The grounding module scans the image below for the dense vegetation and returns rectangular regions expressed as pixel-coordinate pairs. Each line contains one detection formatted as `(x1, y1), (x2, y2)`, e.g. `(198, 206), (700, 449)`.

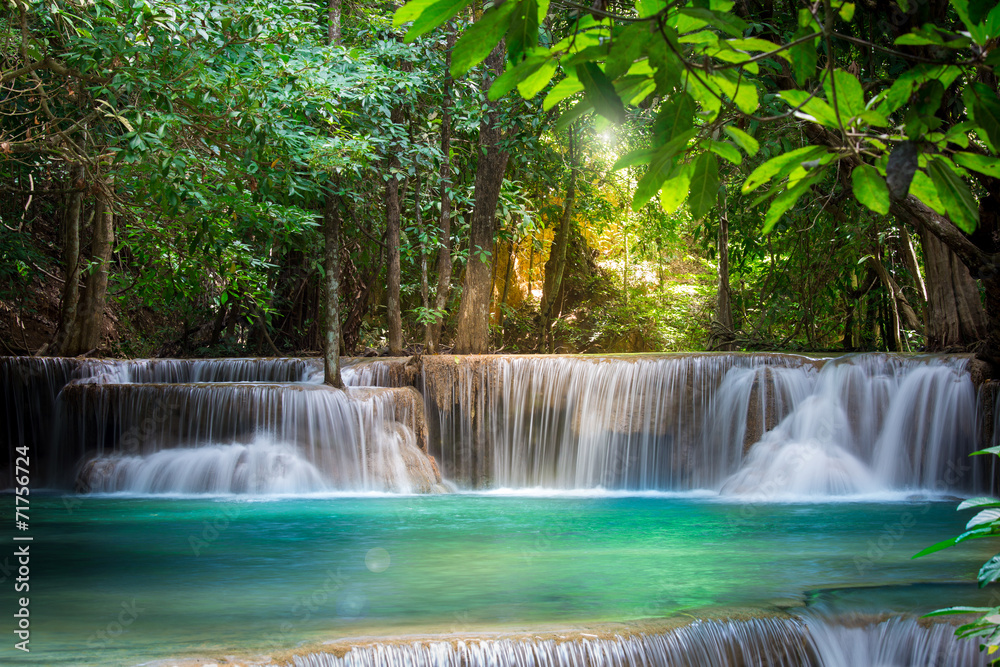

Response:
(1, 0), (997, 371)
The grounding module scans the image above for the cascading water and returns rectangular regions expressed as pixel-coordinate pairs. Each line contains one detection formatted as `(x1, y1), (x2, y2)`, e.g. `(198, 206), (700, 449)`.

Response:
(2, 357), (444, 493)
(284, 615), (986, 667)
(398, 353), (989, 495)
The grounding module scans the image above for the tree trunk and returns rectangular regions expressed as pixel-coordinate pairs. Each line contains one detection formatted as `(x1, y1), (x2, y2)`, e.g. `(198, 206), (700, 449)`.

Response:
(50, 164), (85, 356)
(453, 44), (509, 354)
(714, 189), (736, 351)
(427, 30), (456, 354)
(918, 227), (987, 351)
(328, 0), (341, 44)
(539, 127), (577, 352)
(865, 256), (923, 334)
(386, 105), (405, 356)
(323, 194), (345, 388)
(69, 185), (114, 355)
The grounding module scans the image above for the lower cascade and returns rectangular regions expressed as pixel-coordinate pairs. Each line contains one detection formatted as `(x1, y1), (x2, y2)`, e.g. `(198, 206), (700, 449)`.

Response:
(284, 615), (986, 667)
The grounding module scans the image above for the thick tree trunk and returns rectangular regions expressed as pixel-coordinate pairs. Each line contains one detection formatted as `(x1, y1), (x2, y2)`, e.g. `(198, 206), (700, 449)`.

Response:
(918, 227), (987, 351)
(386, 106), (405, 356)
(50, 164), (85, 356)
(714, 191), (736, 351)
(539, 128), (577, 352)
(453, 44), (509, 354)
(427, 30), (456, 354)
(69, 185), (114, 354)
(323, 194), (345, 388)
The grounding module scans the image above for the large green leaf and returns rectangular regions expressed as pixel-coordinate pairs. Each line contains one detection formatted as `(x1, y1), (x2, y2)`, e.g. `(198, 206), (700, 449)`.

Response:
(779, 90), (840, 129)
(488, 55), (548, 100)
(852, 163), (889, 214)
(914, 526), (996, 558)
(507, 0), (540, 62)
(516, 58), (557, 98)
(708, 139), (742, 165)
(969, 83), (1000, 149)
(660, 162), (692, 213)
(878, 65), (961, 115)
(576, 62), (626, 123)
(688, 152), (720, 220)
(789, 28), (817, 85)
(822, 69), (865, 119)
(403, 0), (472, 43)
(953, 151), (1000, 178)
(653, 92), (695, 142)
(967, 509), (1000, 530)
(762, 172), (819, 233)
(741, 145), (827, 192)
(543, 75), (583, 111)
(927, 157), (980, 233)
(909, 170), (948, 216)
(450, 1), (517, 77)
(724, 125), (759, 156)
(958, 496), (1000, 511)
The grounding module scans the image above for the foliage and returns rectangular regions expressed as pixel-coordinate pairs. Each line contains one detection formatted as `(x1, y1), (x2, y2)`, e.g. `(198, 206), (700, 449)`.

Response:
(915, 447), (1000, 661)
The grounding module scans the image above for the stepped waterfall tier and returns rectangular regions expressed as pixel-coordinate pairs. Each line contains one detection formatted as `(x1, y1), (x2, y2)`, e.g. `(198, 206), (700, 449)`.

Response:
(2, 353), (999, 666)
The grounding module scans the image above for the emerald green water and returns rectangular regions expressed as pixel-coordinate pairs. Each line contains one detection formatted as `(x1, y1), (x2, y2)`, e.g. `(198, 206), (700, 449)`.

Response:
(3, 493), (993, 666)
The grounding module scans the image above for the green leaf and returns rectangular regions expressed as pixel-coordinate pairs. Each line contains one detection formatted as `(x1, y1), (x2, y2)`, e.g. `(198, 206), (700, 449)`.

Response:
(822, 69), (865, 119)
(909, 170), (947, 216)
(914, 526), (996, 558)
(953, 152), (1000, 178)
(576, 62), (626, 124)
(612, 146), (657, 172)
(726, 37), (788, 60)
(636, 0), (667, 18)
(852, 164), (890, 214)
(553, 100), (593, 132)
(724, 126), (759, 155)
(762, 172), (819, 233)
(979, 554), (1000, 587)
(708, 139), (742, 165)
(543, 75), (583, 111)
(958, 496), (1000, 511)
(403, 0), (472, 42)
(653, 92), (695, 142)
(688, 152), (720, 220)
(789, 29), (818, 85)
(489, 55), (548, 100)
(606, 24), (653, 80)
(927, 157), (979, 233)
(393, 0), (444, 27)
(878, 65), (961, 115)
(967, 509), (1000, 530)
(923, 606), (996, 617)
(741, 145), (827, 192)
(507, 0), (540, 62)
(972, 445), (1000, 456)
(630, 129), (699, 208)
(660, 162), (692, 213)
(450, 1), (517, 77)
(969, 84), (1000, 149)
(838, 1), (855, 21)
(516, 59), (557, 98)
(780, 89), (841, 129)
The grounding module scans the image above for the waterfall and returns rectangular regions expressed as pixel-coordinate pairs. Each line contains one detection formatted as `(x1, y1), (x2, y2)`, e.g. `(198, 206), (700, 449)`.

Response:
(407, 353), (986, 494)
(2, 356), (443, 493)
(284, 615), (985, 667)
(2, 353), (993, 494)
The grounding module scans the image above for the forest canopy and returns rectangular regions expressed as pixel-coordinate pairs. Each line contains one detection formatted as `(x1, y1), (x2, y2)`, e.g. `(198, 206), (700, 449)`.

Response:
(1, 0), (997, 367)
